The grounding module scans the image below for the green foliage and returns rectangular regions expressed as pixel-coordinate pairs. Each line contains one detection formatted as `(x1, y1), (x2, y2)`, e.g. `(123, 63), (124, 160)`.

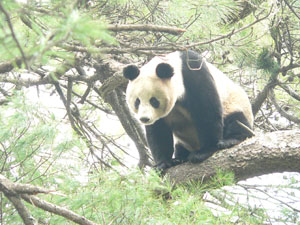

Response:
(0, 92), (85, 224)
(1, 0), (300, 224)
(257, 47), (280, 76)
(32, 169), (236, 225)
(0, 95), (265, 224)
(0, 0), (115, 66)
(209, 169), (235, 187)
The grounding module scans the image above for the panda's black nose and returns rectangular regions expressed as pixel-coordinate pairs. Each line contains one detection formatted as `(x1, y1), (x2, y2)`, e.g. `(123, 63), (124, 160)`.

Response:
(140, 117), (150, 123)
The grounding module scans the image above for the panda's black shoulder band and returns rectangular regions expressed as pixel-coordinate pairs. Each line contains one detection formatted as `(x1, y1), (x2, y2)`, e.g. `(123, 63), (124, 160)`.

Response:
(156, 63), (174, 79)
(123, 65), (140, 80)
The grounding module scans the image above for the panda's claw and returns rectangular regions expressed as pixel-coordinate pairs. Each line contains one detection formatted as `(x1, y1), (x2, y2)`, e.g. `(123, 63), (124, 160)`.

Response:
(154, 158), (185, 173)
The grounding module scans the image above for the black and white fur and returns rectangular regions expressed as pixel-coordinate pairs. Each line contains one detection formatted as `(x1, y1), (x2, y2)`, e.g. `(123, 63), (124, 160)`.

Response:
(123, 50), (254, 170)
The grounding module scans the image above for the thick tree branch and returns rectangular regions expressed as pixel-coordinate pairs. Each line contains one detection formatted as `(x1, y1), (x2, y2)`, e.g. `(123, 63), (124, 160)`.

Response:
(98, 73), (127, 100)
(94, 61), (151, 168)
(166, 130), (300, 184)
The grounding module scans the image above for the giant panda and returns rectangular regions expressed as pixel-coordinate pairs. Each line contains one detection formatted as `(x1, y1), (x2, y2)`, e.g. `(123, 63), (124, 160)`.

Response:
(123, 50), (254, 170)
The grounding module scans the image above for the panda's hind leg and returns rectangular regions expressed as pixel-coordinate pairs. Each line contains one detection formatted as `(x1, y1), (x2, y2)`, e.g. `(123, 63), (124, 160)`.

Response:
(218, 111), (254, 149)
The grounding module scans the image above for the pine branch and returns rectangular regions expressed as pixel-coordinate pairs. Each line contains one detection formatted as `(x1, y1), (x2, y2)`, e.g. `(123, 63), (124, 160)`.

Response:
(0, 175), (98, 225)
(21, 194), (98, 225)
(0, 175), (35, 225)
(283, 0), (300, 21)
(187, 6), (272, 48)
(0, 3), (28, 70)
(106, 24), (185, 35)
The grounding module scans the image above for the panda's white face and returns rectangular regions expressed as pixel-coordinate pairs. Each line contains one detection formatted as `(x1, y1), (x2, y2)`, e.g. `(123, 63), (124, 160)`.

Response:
(123, 52), (185, 125)
(126, 76), (176, 125)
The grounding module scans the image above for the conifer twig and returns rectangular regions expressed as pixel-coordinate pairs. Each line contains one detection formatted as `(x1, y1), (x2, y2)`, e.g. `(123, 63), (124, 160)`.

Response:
(107, 24), (185, 35)
(0, 3), (28, 70)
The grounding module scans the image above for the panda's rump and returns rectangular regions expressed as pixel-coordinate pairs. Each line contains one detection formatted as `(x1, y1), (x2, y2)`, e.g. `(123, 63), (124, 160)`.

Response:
(206, 61), (253, 127)
(164, 104), (200, 151)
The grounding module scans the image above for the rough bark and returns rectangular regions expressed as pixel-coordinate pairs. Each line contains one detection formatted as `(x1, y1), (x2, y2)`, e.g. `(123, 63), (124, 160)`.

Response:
(166, 130), (300, 184)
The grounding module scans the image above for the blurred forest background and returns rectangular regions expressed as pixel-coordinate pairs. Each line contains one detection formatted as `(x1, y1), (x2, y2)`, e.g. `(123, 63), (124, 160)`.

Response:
(0, 0), (299, 224)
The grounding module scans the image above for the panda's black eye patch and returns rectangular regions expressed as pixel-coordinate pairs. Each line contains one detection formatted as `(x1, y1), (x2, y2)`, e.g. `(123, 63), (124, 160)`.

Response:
(135, 98), (140, 109)
(150, 97), (160, 108)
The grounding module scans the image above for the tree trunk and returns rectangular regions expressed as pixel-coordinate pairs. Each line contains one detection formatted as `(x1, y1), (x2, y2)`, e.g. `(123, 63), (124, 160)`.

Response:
(166, 130), (300, 184)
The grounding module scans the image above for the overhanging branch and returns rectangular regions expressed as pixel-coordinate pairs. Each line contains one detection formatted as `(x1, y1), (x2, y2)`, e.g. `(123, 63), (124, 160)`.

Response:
(187, 6), (272, 48)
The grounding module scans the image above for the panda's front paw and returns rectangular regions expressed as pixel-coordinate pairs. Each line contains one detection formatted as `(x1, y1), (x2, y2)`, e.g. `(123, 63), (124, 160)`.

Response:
(154, 159), (185, 174)
(154, 161), (173, 172)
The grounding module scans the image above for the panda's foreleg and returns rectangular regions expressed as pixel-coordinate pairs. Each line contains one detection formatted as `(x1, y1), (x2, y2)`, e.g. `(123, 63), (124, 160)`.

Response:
(185, 100), (223, 163)
(145, 119), (175, 170)
(174, 144), (190, 163)
(187, 117), (224, 163)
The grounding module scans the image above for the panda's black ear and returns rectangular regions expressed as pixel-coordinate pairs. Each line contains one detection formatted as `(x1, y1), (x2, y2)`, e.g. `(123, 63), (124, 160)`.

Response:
(123, 65), (140, 81)
(156, 63), (174, 79)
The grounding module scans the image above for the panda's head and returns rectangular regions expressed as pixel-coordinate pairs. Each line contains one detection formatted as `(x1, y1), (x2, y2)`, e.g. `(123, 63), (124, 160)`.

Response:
(123, 60), (179, 125)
